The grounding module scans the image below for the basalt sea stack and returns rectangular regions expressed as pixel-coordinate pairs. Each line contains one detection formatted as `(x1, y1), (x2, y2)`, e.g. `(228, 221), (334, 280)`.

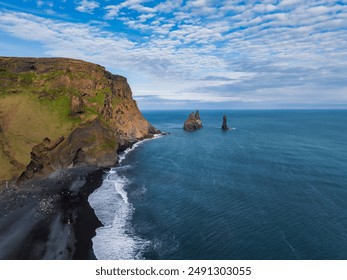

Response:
(222, 115), (229, 131)
(183, 110), (203, 131)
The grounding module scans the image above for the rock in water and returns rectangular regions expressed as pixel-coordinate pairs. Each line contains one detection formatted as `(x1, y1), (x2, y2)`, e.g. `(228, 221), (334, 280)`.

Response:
(222, 115), (229, 131)
(183, 110), (203, 131)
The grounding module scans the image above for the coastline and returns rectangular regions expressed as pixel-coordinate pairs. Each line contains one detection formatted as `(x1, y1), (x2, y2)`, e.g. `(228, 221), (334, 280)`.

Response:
(0, 134), (162, 260)
(0, 133), (164, 260)
(0, 167), (104, 260)
(73, 169), (103, 260)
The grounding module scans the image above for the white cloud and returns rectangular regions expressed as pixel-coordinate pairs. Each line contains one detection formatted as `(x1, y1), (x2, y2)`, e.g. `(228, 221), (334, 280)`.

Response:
(104, 0), (155, 19)
(187, 0), (212, 8)
(138, 13), (155, 22)
(155, 0), (183, 13)
(279, 0), (301, 7)
(104, 5), (120, 19)
(75, 0), (99, 14)
(1, 0), (347, 108)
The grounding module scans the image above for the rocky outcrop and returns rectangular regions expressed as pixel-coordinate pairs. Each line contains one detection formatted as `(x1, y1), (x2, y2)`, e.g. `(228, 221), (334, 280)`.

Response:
(183, 110), (203, 131)
(0, 56), (159, 183)
(222, 115), (229, 131)
(18, 119), (118, 182)
(17, 137), (64, 182)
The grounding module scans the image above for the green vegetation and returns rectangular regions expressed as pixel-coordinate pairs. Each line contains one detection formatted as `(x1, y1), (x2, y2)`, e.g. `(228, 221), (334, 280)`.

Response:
(0, 58), (135, 182)
(0, 93), (81, 180)
(84, 105), (99, 116)
(0, 70), (36, 95)
(87, 92), (105, 106)
(19, 72), (36, 85)
(112, 96), (123, 107)
(0, 66), (110, 180)
(40, 70), (65, 81)
(39, 94), (82, 126)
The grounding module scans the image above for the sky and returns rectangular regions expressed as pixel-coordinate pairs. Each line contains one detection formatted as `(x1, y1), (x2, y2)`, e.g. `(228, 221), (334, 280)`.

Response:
(0, 0), (346, 110)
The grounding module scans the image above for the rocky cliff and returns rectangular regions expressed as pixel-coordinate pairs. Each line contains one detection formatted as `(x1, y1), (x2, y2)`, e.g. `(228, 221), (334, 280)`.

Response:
(0, 57), (159, 183)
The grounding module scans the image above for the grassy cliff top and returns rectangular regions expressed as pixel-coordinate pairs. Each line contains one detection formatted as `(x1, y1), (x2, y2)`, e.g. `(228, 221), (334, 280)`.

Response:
(0, 56), (156, 183)
(0, 57), (121, 181)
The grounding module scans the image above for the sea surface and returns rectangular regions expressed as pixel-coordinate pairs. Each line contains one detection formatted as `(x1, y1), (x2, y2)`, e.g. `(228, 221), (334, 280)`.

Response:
(89, 110), (347, 260)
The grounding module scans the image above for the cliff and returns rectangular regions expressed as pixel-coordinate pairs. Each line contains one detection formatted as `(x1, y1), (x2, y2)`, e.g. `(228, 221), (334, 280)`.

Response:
(0, 57), (159, 183)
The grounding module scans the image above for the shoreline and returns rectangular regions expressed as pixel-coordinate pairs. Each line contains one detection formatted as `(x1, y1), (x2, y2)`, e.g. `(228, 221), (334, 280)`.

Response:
(0, 167), (104, 260)
(73, 169), (104, 260)
(0, 134), (164, 260)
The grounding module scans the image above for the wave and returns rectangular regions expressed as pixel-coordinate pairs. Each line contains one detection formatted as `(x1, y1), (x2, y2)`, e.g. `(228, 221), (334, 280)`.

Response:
(88, 135), (162, 259)
(88, 175), (149, 259)
(118, 134), (162, 164)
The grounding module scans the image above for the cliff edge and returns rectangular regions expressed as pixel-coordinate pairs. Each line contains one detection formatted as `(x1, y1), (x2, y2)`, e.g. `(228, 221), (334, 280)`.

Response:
(0, 57), (159, 183)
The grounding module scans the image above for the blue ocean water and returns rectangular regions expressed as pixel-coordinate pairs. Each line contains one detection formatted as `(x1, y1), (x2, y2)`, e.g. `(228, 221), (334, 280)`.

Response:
(89, 110), (347, 260)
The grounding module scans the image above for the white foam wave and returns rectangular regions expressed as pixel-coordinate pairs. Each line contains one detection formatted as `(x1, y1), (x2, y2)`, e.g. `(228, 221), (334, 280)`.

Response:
(118, 134), (162, 164)
(89, 172), (149, 259)
(114, 176), (129, 204)
(88, 134), (163, 259)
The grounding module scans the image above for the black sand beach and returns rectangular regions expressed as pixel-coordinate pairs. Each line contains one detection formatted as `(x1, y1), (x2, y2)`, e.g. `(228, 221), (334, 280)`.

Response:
(0, 167), (104, 260)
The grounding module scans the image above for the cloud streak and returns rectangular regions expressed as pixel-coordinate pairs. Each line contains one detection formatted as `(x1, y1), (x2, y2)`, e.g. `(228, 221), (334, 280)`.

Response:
(0, 0), (346, 109)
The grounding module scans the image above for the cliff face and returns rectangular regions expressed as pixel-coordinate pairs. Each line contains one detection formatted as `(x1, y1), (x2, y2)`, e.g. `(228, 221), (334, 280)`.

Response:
(0, 57), (159, 182)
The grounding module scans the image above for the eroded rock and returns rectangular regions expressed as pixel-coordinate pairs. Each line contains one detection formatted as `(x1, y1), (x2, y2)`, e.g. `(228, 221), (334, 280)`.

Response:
(183, 110), (203, 131)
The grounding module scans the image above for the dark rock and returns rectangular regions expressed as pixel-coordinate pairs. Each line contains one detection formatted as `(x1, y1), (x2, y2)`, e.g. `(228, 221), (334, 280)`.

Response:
(18, 137), (65, 182)
(183, 110), (203, 131)
(18, 119), (117, 183)
(222, 115), (229, 131)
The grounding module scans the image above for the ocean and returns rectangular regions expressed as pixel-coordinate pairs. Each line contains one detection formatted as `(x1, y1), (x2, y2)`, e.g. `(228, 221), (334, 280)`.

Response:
(88, 110), (347, 260)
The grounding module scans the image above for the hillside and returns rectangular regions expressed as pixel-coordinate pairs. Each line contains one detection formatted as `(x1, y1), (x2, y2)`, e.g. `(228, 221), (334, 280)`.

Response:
(0, 57), (158, 182)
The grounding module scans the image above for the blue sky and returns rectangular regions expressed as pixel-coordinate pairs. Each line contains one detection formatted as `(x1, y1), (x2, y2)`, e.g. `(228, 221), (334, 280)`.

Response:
(0, 0), (346, 109)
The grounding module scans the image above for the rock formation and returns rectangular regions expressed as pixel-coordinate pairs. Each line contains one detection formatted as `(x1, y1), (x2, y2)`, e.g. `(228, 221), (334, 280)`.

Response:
(183, 110), (203, 131)
(0, 56), (160, 183)
(222, 115), (229, 131)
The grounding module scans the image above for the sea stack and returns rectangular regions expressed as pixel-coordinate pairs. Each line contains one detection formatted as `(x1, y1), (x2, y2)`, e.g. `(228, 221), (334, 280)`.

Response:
(222, 115), (229, 131)
(183, 110), (203, 131)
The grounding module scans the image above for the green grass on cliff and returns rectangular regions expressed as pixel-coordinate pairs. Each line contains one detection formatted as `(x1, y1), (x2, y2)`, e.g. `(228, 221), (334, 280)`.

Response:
(0, 93), (83, 181)
(39, 94), (82, 126)
(0, 63), (123, 182)
(87, 92), (105, 106)
(0, 69), (36, 94)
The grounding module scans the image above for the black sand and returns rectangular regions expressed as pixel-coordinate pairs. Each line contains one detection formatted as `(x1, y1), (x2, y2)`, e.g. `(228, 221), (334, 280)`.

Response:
(0, 167), (105, 260)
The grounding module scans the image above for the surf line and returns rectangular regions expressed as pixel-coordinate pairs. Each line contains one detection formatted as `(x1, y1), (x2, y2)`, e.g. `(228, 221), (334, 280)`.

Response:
(88, 134), (162, 260)
(111, 133), (163, 203)
(118, 133), (163, 164)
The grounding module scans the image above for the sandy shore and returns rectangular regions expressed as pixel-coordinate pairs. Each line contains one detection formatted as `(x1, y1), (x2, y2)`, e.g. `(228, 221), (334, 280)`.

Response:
(0, 167), (104, 260)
